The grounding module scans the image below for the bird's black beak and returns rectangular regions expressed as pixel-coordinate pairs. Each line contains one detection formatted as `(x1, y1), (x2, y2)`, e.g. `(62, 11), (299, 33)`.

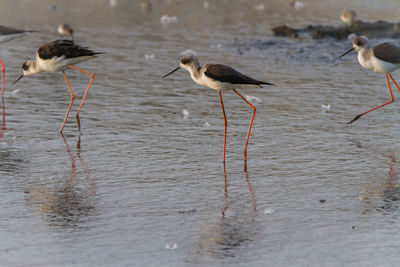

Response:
(162, 66), (181, 78)
(12, 74), (24, 85)
(338, 47), (355, 59)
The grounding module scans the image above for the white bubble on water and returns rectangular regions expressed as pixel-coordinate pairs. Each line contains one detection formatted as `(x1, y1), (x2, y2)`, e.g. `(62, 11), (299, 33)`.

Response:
(183, 109), (190, 119)
(264, 208), (274, 215)
(245, 95), (261, 103)
(160, 15), (178, 25)
(321, 104), (331, 112)
(145, 54), (155, 60)
(109, 0), (117, 7)
(254, 4), (264, 11)
(165, 243), (177, 250)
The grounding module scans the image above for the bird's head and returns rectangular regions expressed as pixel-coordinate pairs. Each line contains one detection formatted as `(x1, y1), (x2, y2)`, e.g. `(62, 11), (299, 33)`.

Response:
(12, 60), (36, 85)
(162, 55), (200, 78)
(179, 55), (200, 71)
(351, 36), (370, 52)
(338, 36), (370, 59)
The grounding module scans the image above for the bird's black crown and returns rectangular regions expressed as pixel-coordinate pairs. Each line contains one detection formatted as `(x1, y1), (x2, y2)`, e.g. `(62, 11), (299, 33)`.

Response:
(180, 56), (193, 65)
(22, 62), (29, 71)
(353, 36), (365, 47)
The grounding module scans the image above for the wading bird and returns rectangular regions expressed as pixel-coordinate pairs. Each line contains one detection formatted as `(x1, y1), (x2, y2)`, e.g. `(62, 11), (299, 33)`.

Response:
(13, 40), (102, 132)
(339, 36), (400, 124)
(163, 55), (273, 162)
(0, 25), (34, 123)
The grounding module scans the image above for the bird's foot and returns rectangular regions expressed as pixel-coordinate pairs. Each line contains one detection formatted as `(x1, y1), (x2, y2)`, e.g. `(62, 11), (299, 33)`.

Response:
(347, 114), (362, 124)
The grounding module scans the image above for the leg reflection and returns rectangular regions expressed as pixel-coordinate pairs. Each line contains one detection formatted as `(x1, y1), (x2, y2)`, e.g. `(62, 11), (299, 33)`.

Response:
(60, 133), (76, 181)
(222, 162), (229, 219)
(76, 135), (94, 190)
(379, 153), (400, 213)
(350, 140), (400, 214)
(244, 165), (257, 217)
(221, 162), (257, 219)
(0, 57), (5, 136)
(0, 109), (5, 138)
(60, 133), (94, 194)
(0, 93), (5, 138)
(26, 134), (96, 229)
(198, 163), (258, 259)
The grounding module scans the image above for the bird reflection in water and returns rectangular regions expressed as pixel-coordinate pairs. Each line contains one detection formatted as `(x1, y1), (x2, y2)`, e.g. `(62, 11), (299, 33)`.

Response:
(361, 152), (400, 214)
(197, 163), (258, 259)
(353, 141), (400, 215)
(0, 95), (5, 138)
(26, 134), (96, 228)
(222, 162), (257, 218)
(379, 153), (400, 213)
(0, 55), (4, 138)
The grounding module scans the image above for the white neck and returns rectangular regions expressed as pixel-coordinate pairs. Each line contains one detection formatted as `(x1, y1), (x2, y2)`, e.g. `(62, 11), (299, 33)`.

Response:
(185, 64), (204, 86)
(24, 61), (44, 76)
(357, 47), (374, 71)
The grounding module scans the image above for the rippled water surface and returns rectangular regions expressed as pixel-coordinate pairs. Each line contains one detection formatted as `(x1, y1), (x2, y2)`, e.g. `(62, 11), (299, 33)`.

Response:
(2, 0), (400, 266)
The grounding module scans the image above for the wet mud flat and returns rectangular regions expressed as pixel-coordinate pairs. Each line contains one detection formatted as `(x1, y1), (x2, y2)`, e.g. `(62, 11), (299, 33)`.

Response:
(2, 0), (400, 266)
(273, 19), (400, 39)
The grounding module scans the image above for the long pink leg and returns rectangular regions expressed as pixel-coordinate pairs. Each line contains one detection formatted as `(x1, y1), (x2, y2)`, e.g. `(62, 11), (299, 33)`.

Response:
(232, 89), (256, 162)
(389, 74), (400, 92)
(60, 71), (75, 133)
(67, 64), (95, 132)
(348, 74), (394, 124)
(219, 91), (227, 163)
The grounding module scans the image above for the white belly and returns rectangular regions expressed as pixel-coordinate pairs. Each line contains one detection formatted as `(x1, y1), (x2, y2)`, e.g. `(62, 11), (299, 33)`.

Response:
(38, 55), (94, 72)
(360, 53), (400, 74)
(370, 56), (400, 74)
(196, 74), (260, 91)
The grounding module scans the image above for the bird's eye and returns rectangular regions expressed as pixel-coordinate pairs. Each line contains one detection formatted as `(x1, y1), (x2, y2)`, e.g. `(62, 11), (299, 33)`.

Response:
(355, 38), (363, 46)
(22, 63), (29, 71)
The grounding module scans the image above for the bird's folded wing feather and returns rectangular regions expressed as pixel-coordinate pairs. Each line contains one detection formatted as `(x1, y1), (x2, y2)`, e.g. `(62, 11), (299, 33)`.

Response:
(373, 43), (400, 64)
(0, 25), (25, 35)
(204, 64), (264, 85)
(38, 40), (97, 60)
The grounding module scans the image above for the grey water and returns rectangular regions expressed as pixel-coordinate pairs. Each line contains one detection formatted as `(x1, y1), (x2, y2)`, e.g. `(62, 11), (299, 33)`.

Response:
(2, 0), (400, 266)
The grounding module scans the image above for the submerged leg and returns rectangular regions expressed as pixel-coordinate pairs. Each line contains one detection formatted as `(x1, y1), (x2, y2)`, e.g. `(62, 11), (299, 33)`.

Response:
(232, 89), (256, 162)
(60, 70), (75, 133)
(348, 74), (394, 124)
(219, 91), (228, 163)
(67, 64), (95, 132)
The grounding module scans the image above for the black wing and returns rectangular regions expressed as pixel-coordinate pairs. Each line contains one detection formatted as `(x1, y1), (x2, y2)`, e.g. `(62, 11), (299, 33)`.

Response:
(38, 40), (101, 60)
(0, 25), (26, 35)
(204, 64), (273, 85)
(373, 43), (400, 64)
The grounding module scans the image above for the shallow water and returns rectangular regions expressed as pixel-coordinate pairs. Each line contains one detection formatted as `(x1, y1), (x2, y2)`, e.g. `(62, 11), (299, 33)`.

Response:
(2, 0), (400, 266)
